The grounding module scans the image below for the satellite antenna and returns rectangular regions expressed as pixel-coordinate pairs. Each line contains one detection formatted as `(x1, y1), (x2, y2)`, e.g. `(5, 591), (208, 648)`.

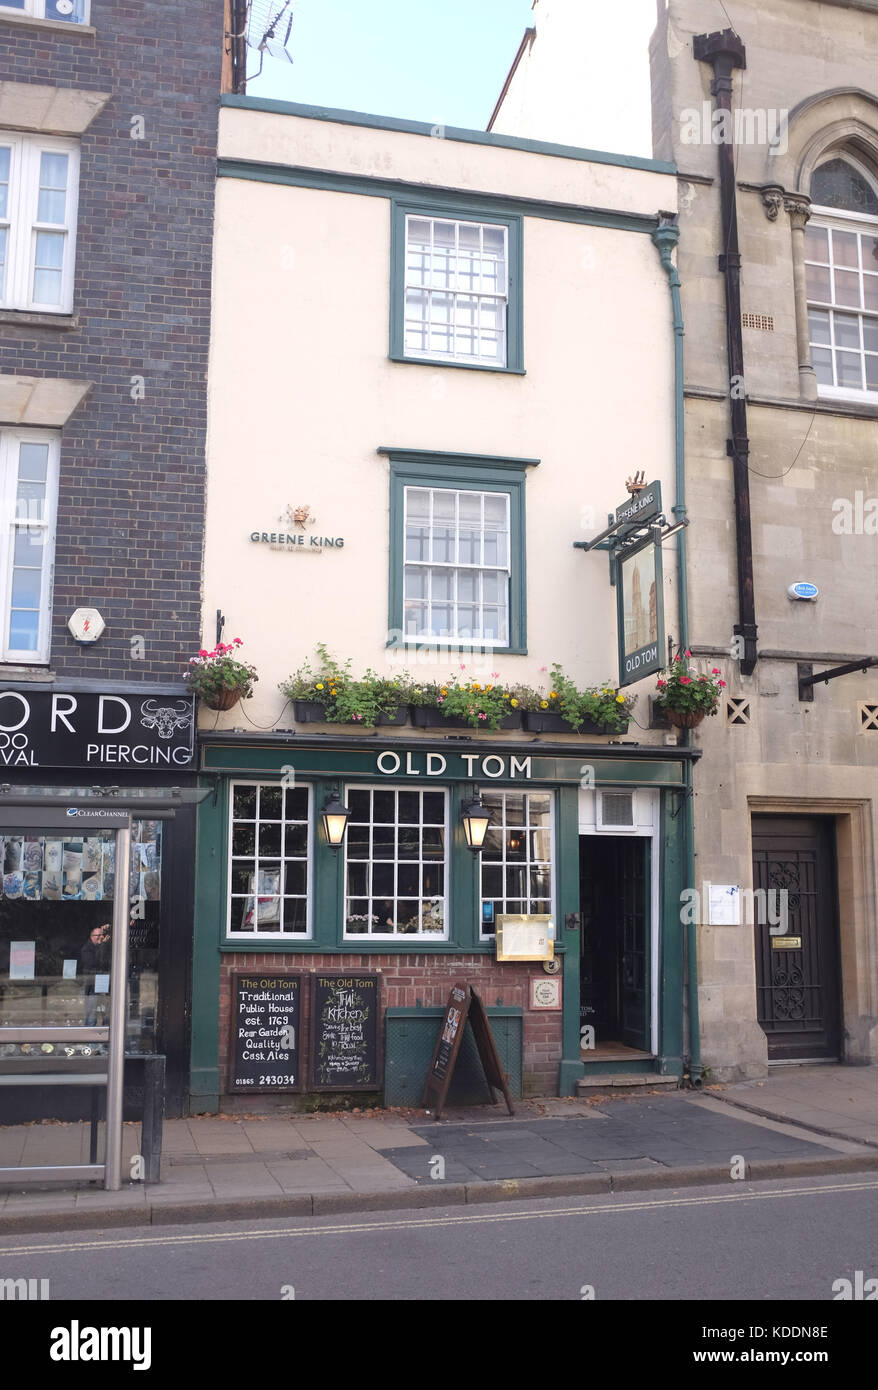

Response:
(244, 0), (296, 81)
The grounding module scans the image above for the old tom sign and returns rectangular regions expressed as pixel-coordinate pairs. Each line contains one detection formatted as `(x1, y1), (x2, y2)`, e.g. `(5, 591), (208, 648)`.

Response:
(0, 690), (195, 769)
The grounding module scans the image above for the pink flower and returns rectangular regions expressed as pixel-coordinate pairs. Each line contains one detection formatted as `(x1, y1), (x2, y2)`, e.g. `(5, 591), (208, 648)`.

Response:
(685, 650), (691, 658)
(492, 672), (500, 679)
(233, 638), (243, 646)
(656, 679), (666, 688)
(198, 649), (208, 657)
(718, 680), (726, 687)
(673, 653), (682, 662)
(711, 667), (721, 675)
(679, 677), (692, 685)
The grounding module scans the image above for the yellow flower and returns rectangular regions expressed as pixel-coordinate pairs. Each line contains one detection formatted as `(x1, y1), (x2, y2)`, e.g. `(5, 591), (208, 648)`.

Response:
(440, 687), (448, 696)
(510, 698), (519, 708)
(472, 683), (481, 691)
(540, 700), (549, 709)
(316, 683), (325, 691)
(503, 693), (510, 701)
(616, 695), (625, 704)
(485, 684), (492, 692)
(603, 689), (613, 696)
(549, 691), (557, 699)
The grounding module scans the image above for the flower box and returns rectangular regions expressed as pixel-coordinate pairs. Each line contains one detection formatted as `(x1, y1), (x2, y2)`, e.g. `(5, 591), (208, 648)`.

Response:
(524, 711), (628, 735)
(499, 711), (523, 730)
(410, 705), (471, 729)
(376, 707), (408, 726)
(293, 699), (329, 722)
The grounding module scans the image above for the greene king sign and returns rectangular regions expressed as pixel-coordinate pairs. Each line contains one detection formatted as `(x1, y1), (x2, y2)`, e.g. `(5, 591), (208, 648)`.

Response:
(0, 691), (195, 769)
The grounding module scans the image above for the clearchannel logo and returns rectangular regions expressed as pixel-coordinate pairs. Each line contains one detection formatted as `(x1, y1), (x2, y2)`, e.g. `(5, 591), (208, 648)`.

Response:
(66, 808), (128, 819)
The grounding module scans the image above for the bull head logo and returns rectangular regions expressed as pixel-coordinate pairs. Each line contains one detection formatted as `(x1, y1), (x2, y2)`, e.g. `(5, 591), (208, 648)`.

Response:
(140, 700), (192, 740)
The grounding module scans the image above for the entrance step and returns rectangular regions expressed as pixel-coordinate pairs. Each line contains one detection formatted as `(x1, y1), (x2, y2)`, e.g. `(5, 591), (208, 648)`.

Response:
(577, 1072), (679, 1096)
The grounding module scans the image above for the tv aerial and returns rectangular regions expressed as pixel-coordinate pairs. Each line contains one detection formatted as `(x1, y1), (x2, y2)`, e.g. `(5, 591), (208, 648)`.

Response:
(244, 0), (296, 81)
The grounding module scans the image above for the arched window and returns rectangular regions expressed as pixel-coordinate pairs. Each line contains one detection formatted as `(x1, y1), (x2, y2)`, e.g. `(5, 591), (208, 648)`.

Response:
(805, 153), (878, 399)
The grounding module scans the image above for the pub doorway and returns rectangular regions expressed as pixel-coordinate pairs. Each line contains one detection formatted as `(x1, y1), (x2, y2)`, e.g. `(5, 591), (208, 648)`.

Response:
(579, 836), (650, 1056)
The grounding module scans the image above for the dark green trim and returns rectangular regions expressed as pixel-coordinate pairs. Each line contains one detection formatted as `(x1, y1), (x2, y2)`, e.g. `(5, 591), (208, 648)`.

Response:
(189, 778), (226, 1113)
(199, 742), (699, 776)
(389, 197), (524, 373)
(386, 454), (528, 654)
(658, 788), (685, 1077)
(378, 447), (540, 469)
(216, 160), (663, 236)
(556, 783), (584, 1096)
(220, 94), (677, 176)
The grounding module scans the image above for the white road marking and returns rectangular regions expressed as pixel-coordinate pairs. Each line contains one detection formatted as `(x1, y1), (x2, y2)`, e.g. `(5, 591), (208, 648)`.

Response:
(0, 1177), (876, 1259)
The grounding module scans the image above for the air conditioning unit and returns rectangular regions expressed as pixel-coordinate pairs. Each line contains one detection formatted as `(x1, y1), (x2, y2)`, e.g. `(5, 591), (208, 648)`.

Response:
(596, 791), (635, 831)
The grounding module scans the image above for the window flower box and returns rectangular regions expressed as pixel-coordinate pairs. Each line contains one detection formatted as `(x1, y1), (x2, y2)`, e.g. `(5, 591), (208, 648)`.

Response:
(376, 707), (408, 726)
(410, 705), (471, 729)
(524, 710), (627, 735)
(293, 699), (329, 722)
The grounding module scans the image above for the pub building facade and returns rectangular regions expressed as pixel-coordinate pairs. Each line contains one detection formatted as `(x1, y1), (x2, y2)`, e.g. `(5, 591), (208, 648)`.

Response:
(0, 0), (222, 1122)
(190, 96), (703, 1111)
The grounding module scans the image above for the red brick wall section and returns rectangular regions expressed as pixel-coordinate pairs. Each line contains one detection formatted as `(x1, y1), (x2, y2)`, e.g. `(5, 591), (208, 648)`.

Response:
(218, 954), (563, 1101)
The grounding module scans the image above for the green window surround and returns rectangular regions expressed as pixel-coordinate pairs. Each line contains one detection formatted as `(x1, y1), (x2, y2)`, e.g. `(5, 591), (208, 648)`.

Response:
(389, 197), (525, 374)
(381, 447), (535, 655)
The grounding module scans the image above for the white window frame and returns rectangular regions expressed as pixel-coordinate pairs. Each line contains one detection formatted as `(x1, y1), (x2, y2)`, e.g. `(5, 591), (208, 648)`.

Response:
(343, 784), (449, 941)
(226, 780), (313, 940)
(806, 154), (878, 404)
(0, 132), (80, 313)
(478, 788), (556, 941)
(0, 429), (59, 665)
(0, 1), (91, 24)
(403, 485), (512, 647)
(403, 213), (509, 368)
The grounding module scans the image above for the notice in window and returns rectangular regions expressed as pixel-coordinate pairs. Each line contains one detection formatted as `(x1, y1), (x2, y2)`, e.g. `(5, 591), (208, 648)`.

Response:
(9, 941), (36, 980)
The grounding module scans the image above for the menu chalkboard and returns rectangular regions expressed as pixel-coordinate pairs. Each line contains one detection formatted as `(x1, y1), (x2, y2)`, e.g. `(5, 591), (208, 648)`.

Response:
(309, 973), (380, 1091)
(231, 973), (301, 1091)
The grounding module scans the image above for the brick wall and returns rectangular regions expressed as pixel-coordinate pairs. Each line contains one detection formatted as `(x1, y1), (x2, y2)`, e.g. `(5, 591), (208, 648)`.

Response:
(218, 952), (564, 1103)
(0, 1), (224, 682)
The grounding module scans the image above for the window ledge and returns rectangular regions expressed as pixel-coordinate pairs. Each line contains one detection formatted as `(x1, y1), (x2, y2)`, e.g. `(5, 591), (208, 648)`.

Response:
(0, 13), (95, 36)
(389, 353), (526, 376)
(0, 309), (78, 331)
(0, 664), (54, 681)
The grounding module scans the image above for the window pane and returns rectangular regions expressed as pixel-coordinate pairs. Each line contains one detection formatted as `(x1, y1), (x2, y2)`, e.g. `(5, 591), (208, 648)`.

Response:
(37, 152), (69, 224)
(805, 262), (831, 301)
(834, 312), (861, 349)
(233, 786), (257, 819)
(404, 288), (429, 351)
(33, 231), (65, 305)
(0, 148), (9, 220)
(833, 269), (861, 308)
(427, 291), (454, 356)
(10, 566), (42, 608)
(808, 308), (830, 345)
(865, 355), (878, 390)
(284, 786), (308, 820)
(863, 277), (878, 312)
(259, 786), (281, 819)
(8, 610), (39, 651)
(811, 158), (878, 215)
(810, 345), (833, 384)
(832, 231), (859, 269)
(864, 319), (878, 353)
(835, 350), (863, 387)
(803, 225), (829, 261)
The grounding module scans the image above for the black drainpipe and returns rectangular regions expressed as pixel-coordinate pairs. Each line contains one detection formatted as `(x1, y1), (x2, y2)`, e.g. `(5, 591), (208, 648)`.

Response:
(693, 29), (758, 675)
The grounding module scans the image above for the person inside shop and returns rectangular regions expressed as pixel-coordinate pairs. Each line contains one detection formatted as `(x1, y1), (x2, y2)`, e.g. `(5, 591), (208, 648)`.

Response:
(80, 922), (111, 1026)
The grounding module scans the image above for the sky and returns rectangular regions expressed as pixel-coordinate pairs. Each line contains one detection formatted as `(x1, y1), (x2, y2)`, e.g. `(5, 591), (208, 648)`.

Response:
(246, 0), (656, 152)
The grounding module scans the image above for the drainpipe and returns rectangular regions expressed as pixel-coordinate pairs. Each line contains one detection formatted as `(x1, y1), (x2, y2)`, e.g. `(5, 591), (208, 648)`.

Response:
(652, 213), (701, 1086)
(692, 29), (758, 676)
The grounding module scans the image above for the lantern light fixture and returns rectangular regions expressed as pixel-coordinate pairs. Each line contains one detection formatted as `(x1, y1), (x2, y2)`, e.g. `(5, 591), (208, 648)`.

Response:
(460, 793), (492, 853)
(321, 787), (351, 851)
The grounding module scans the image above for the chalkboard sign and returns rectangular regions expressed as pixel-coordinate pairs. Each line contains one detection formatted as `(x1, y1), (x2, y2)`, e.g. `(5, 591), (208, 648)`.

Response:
(231, 973), (301, 1092)
(309, 973), (381, 1091)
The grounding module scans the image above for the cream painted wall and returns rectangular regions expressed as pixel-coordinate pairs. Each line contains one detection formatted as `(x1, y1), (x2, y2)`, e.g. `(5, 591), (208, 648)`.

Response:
(203, 115), (679, 730)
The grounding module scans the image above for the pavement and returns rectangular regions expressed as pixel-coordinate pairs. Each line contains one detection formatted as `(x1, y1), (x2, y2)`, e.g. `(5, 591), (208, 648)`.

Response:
(1, 1064), (876, 1235)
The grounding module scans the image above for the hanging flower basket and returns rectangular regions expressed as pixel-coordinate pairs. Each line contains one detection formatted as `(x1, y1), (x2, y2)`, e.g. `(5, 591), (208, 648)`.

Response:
(664, 708), (706, 729)
(201, 687), (241, 712)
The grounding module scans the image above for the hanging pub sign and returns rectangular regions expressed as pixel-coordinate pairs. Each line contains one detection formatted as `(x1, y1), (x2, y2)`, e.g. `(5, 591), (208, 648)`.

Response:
(614, 483), (665, 689)
(0, 690), (195, 770)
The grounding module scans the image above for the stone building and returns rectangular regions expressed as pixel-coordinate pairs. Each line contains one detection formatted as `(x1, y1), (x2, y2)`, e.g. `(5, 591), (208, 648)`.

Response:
(493, 0), (878, 1078)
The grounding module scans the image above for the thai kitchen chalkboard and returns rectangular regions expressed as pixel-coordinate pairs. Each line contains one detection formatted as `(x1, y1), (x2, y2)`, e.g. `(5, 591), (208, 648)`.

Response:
(309, 973), (381, 1091)
(231, 973), (302, 1091)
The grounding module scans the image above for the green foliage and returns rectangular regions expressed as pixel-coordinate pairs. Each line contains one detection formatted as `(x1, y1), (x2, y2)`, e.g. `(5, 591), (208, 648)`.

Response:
(184, 640), (257, 700)
(654, 652), (726, 716)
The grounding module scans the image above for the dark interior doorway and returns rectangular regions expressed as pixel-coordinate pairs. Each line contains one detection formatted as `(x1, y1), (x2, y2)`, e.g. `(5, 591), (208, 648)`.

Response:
(579, 836), (649, 1053)
(752, 814), (841, 1061)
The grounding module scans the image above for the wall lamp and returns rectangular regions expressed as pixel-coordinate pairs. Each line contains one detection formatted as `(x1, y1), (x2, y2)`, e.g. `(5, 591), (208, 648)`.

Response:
(460, 793), (492, 853)
(321, 787), (351, 851)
